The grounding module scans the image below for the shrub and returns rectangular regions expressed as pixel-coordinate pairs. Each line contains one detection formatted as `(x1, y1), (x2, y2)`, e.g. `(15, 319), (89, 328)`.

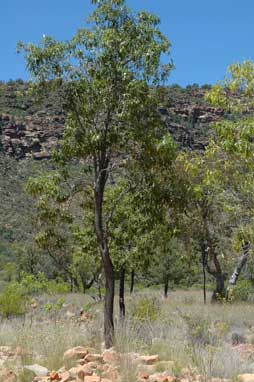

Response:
(19, 272), (70, 295)
(131, 296), (160, 322)
(0, 284), (27, 318)
(232, 280), (254, 301)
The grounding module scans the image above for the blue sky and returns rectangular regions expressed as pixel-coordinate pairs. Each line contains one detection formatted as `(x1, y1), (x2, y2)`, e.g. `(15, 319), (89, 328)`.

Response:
(1, 0), (254, 86)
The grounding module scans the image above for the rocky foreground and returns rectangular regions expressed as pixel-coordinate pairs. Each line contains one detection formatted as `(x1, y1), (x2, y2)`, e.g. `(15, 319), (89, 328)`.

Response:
(1, 345), (254, 382)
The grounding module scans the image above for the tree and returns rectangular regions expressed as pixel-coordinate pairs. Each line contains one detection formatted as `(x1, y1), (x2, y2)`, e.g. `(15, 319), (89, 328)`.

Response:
(206, 60), (254, 296)
(19, 0), (172, 347)
(176, 151), (236, 302)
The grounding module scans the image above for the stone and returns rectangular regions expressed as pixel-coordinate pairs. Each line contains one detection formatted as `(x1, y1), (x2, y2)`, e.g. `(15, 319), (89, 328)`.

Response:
(137, 371), (150, 381)
(238, 375), (254, 382)
(234, 344), (254, 359)
(24, 364), (49, 377)
(102, 366), (119, 381)
(59, 371), (72, 382)
(84, 376), (101, 382)
(63, 346), (89, 361)
(85, 354), (103, 363)
(102, 349), (120, 366)
(149, 374), (175, 382)
(69, 365), (93, 379)
(50, 371), (61, 381)
(86, 362), (98, 370)
(136, 355), (159, 365)
(0, 369), (17, 382)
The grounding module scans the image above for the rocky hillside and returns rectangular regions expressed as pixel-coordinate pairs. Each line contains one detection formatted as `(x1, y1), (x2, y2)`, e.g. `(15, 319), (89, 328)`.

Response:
(0, 81), (224, 160)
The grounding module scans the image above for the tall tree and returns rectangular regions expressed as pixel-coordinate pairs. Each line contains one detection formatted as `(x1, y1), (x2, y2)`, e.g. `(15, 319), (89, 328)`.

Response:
(19, 0), (172, 347)
(206, 60), (254, 296)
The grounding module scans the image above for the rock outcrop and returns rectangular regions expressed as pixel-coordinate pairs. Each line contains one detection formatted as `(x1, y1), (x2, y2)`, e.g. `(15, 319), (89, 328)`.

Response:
(0, 83), (224, 160)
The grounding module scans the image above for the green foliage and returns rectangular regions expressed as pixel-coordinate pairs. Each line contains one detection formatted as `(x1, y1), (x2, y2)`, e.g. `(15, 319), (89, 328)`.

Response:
(183, 314), (210, 345)
(18, 273), (70, 295)
(44, 297), (65, 313)
(131, 296), (160, 322)
(231, 280), (254, 301)
(0, 284), (27, 318)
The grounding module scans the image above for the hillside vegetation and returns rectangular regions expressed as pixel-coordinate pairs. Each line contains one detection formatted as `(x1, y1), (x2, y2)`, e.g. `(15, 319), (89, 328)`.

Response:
(1, 1), (254, 381)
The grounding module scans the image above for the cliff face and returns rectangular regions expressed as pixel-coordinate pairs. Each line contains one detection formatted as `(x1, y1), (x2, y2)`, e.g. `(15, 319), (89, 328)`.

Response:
(0, 82), (223, 159)
(0, 112), (64, 160)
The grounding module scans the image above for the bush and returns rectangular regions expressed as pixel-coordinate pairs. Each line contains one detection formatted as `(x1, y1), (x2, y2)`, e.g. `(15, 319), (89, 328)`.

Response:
(19, 272), (70, 295)
(131, 296), (160, 322)
(0, 284), (27, 318)
(232, 280), (254, 301)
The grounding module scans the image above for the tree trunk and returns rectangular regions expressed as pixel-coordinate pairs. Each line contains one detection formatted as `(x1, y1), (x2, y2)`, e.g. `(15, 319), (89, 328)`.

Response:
(119, 268), (125, 319)
(103, 253), (114, 348)
(80, 275), (95, 294)
(202, 259), (207, 305)
(205, 245), (225, 302)
(226, 242), (250, 299)
(130, 270), (135, 294)
(200, 242), (209, 304)
(164, 275), (169, 298)
(211, 273), (225, 302)
(94, 181), (114, 349)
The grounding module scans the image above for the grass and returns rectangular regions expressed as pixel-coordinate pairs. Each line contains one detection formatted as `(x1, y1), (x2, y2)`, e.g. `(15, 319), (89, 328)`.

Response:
(1, 289), (254, 381)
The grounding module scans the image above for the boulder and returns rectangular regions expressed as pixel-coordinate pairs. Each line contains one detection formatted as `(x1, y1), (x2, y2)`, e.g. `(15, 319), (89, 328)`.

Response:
(24, 364), (49, 377)
(136, 355), (159, 365)
(63, 346), (89, 361)
(69, 365), (93, 379)
(0, 369), (17, 382)
(137, 371), (150, 381)
(85, 353), (104, 363)
(49, 371), (61, 381)
(149, 374), (175, 382)
(238, 375), (254, 382)
(102, 366), (120, 381)
(58, 371), (72, 382)
(84, 376), (101, 382)
(102, 349), (120, 366)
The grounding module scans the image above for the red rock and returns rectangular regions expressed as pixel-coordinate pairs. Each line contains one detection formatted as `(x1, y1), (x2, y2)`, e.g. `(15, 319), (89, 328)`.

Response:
(84, 376), (101, 382)
(137, 355), (159, 365)
(0, 369), (17, 382)
(102, 367), (119, 382)
(85, 354), (103, 363)
(50, 371), (61, 381)
(59, 371), (72, 382)
(63, 346), (89, 361)
(149, 374), (176, 382)
(102, 349), (120, 366)
(137, 371), (150, 381)
(69, 365), (93, 379)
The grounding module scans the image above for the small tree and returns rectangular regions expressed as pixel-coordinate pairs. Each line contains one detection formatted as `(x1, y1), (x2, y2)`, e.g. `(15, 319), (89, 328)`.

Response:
(19, 0), (172, 347)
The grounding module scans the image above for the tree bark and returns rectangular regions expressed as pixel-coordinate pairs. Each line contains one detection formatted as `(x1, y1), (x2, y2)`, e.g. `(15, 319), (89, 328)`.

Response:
(211, 273), (225, 302)
(103, 252), (114, 347)
(130, 270), (135, 294)
(80, 274), (95, 293)
(164, 275), (169, 298)
(201, 211), (225, 302)
(94, 166), (115, 348)
(205, 245), (226, 302)
(119, 268), (125, 319)
(226, 242), (250, 299)
(202, 256), (207, 305)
